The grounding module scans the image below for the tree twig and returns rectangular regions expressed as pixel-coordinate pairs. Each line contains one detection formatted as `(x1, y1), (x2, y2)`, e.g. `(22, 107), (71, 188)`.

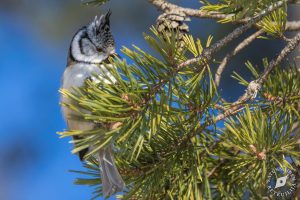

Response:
(149, 0), (300, 31)
(285, 20), (300, 31)
(176, 1), (285, 71)
(215, 32), (300, 121)
(215, 29), (265, 86)
(257, 32), (300, 84)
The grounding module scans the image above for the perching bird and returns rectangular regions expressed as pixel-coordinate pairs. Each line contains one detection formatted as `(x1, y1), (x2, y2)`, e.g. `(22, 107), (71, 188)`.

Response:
(61, 10), (125, 197)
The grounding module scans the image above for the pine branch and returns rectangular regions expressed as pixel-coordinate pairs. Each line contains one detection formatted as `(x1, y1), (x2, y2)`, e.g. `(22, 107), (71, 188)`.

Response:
(216, 106), (299, 198)
(215, 31), (300, 122)
(215, 29), (265, 86)
(142, 31), (300, 165)
(257, 32), (300, 84)
(149, 0), (300, 31)
(176, 1), (286, 73)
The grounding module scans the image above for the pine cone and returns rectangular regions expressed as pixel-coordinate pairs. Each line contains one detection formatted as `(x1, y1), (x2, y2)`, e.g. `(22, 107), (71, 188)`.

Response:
(156, 11), (190, 46)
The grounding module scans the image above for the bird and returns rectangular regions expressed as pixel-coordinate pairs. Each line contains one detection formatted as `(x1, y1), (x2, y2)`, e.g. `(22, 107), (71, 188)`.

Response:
(60, 10), (125, 197)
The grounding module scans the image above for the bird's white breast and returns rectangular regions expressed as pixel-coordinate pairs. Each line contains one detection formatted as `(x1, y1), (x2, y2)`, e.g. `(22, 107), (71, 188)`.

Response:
(61, 63), (116, 119)
(62, 63), (116, 90)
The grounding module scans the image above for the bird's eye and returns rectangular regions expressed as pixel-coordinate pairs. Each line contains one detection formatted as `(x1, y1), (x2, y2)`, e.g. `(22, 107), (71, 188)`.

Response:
(97, 47), (104, 52)
(96, 30), (100, 35)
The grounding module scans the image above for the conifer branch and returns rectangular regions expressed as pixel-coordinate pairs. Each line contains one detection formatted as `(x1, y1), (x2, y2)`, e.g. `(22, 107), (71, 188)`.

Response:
(257, 32), (300, 84)
(215, 31), (300, 121)
(215, 29), (265, 86)
(176, 1), (286, 70)
(152, 31), (300, 158)
(144, 1), (288, 106)
(149, 0), (300, 31)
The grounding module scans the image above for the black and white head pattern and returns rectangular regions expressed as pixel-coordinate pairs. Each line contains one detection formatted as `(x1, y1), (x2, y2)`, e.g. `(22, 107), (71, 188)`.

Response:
(69, 10), (115, 64)
(87, 10), (115, 54)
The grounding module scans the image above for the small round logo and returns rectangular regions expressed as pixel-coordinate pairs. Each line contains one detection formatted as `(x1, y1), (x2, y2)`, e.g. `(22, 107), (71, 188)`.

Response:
(267, 167), (297, 199)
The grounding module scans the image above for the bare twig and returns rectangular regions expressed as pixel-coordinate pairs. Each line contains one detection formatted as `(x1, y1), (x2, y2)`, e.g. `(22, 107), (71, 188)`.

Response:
(149, 0), (300, 31)
(207, 160), (225, 178)
(285, 20), (300, 31)
(215, 32), (300, 121)
(215, 106), (247, 122)
(214, 104), (227, 111)
(215, 29), (265, 86)
(257, 32), (300, 84)
(176, 1), (285, 71)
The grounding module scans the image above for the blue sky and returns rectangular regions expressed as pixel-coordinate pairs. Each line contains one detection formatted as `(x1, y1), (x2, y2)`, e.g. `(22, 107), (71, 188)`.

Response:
(0, 11), (95, 199)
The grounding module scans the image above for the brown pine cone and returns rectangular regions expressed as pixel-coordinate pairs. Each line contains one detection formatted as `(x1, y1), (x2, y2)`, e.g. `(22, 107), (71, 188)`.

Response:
(156, 11), (190, 47)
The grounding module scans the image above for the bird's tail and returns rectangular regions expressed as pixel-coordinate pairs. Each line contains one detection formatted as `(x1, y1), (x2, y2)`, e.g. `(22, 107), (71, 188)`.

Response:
(98, 146), (125, 197)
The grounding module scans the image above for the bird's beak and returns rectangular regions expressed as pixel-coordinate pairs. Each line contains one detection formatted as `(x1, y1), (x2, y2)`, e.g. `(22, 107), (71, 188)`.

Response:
(106, 46), (115, 55)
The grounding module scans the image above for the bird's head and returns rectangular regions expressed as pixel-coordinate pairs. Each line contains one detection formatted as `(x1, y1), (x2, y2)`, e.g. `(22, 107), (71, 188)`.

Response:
(87, 10), (115, 56)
